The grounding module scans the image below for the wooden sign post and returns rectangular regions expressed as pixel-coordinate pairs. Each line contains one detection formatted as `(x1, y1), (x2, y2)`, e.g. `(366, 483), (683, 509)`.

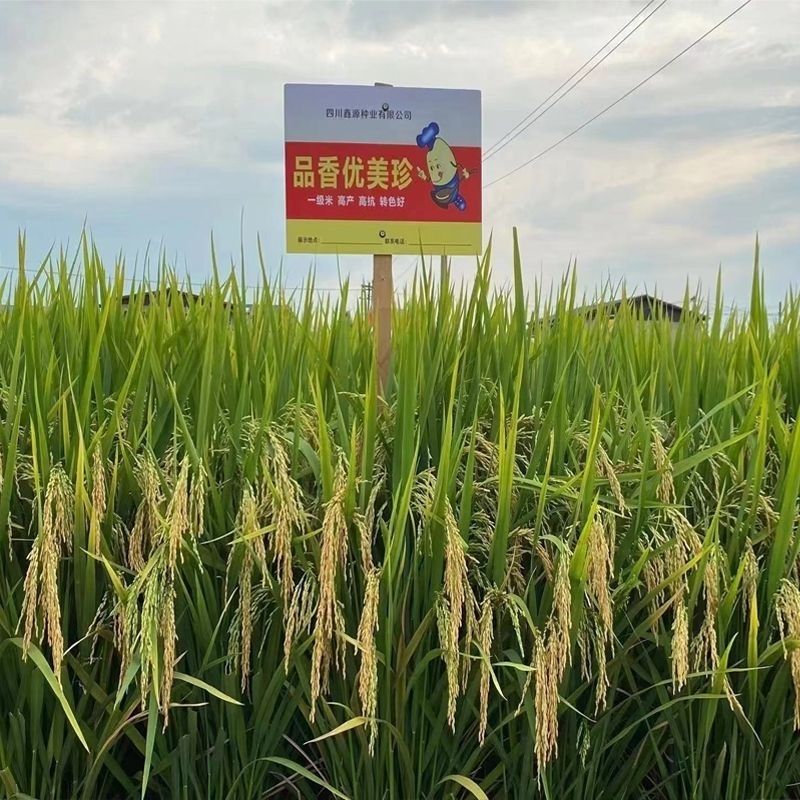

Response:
(372, 83), (394, 394)
(284, 82), (481, 396)
(373, 253), (392, 392)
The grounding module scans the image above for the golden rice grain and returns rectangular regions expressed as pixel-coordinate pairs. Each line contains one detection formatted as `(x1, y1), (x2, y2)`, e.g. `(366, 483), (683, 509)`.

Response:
(535, 625), (561, 775)
(775, 580), (800, 728)
(477, 592), (495, 746)
(743, 539), (759, 617)
(672, 594), (689, 692)
(265, 431), (307, 615)
(310, 457), (348, 723)
(234, 483), (262, 692)
(283, 574), (318, 674)
(597, 445), (626, 513)
(129, 454), (161, 571)
(89, 447), (107, 556)
(651, 427), (675, 505)
(20, 464), (73, 679)
(442, 497), (470, 729)
(357, 567), (381, 754)
(587, 510), (614, 642)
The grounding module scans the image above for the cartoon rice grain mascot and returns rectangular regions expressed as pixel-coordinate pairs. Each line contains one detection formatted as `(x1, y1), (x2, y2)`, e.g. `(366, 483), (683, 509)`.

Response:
(416, 122), (470, 211)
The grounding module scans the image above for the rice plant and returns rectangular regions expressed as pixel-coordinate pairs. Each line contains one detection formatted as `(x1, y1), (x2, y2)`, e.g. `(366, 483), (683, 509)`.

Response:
(0, 232), (799, 799)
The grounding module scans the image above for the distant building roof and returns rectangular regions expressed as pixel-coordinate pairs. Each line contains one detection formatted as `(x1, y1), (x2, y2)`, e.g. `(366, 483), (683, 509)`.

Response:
(579, 295), (697, 322)
(120, 289), (201, 307)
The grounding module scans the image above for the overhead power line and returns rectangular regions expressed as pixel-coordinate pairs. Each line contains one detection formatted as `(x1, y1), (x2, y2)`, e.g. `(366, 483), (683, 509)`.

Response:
(483, 0), (668, 163)
(393, 256), (418, 284)
(484, 0), (754, 190)
(483, 0), (661, 162)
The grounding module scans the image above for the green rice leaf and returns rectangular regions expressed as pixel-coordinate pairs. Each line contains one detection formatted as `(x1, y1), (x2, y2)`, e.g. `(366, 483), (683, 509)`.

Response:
(440, 773), (490, 800)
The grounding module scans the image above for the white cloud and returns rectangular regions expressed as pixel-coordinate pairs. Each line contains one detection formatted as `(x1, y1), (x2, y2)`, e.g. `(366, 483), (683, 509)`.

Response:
(632, 133), (800, 215)
(0, 115), (193, 190)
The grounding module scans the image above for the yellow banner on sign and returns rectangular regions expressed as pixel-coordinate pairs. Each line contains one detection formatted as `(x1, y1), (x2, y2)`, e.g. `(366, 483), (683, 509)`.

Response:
(286, 220), (481, 256)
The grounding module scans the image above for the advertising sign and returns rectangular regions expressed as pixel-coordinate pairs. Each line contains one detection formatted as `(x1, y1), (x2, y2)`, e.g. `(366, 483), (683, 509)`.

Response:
(284, 83), (481, 255)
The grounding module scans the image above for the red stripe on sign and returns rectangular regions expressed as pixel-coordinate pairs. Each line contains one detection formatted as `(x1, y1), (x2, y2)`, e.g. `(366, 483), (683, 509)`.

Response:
(285, 142), (482, 223)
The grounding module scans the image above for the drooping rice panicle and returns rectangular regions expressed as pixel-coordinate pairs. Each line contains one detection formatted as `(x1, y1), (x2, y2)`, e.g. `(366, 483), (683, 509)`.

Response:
(20, 464), (74, 678)
(356, 566), (381, 754)
(310, 457), (349, 723)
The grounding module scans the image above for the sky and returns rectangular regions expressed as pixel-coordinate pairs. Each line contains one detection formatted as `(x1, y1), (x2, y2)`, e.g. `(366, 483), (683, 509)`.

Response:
(0, 0), (798, 308)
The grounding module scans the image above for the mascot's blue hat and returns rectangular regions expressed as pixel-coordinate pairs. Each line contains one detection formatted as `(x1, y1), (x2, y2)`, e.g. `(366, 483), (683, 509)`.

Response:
(416, 122), (439, 150)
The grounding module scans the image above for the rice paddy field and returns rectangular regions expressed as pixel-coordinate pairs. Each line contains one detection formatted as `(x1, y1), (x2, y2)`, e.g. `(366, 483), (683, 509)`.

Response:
(1, 234), (800, 799)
